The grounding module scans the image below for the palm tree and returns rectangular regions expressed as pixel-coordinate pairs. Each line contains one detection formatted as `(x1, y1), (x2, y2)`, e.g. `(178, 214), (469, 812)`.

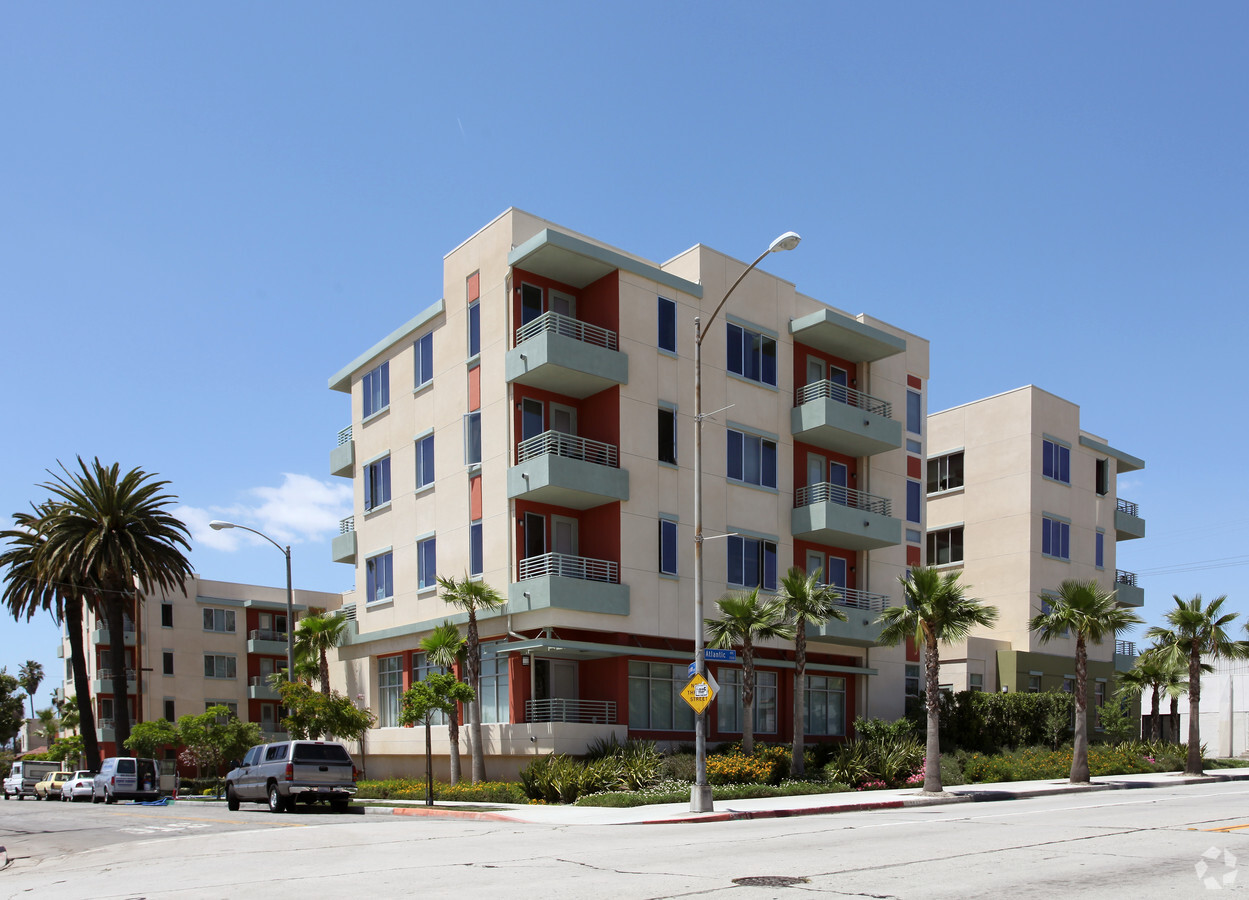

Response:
(438, 575), (506, 783)
(878, 566), (998, 794)
(1, 503), (101, 770)
(39, 458), (193, 750)
(1145, 594), (1249, 775)
(18, 660), (43, 720)
(1115, 648), (1203, 743)
(705, 588), (795, 755)
(1029, 579), (1143, 783)
(775, 567), (845, 776)
(420, 621), (467, 784)
(35, 706), (59, 744)
(294, 611), (349, 698)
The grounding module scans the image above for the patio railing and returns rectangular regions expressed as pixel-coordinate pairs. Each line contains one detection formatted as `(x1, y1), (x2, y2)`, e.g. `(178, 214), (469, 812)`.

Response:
(516, 431), (618, 467)
(515, 311), (618, 352)
(794, 380), (892, 419)
(525, 698), (617, 724)
(794, 482), (892, 517)
(519, 552), (618, 583)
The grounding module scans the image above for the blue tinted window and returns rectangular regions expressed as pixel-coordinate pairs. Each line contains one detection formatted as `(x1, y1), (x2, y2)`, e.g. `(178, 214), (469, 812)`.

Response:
(366, 552), (393, 603)
(1042, 516), (1070, 560)
(727, 429), (775, 488)
(659, 520), (678, 575)
(414, 333), (433, 387)
(658, 297), (676, 353)
(1095, 531), (1105, 568)
(468, 303), (480, 357)
(363, 362), (389, 418)
(417, 537), (437, 589)
(1043, 440), (1071, 484)
(906, 390), (921, 435)
(907, 480), (921, 523)
(470, 522), (483, 576)
(415, 435), (434, 488)
(464, 412), (481, 465)
(727, 536), (777, 591)
(726, 323), (776, 387)
(364, 456), (391, 510)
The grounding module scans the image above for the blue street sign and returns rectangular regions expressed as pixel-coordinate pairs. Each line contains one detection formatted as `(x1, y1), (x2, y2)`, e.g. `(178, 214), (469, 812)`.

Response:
(704, 648), (737, 662)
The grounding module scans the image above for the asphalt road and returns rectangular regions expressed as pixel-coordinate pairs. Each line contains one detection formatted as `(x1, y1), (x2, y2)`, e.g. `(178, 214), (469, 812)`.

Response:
(4, 782), (1249, 898)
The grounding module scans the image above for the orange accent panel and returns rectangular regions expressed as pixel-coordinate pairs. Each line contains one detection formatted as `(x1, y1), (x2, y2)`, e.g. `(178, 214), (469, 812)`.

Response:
(467, 272), (480, 303)
(468, 364), (481, 411)
(907, 456), (921, 479)
(470, 475), (482, 520)
(907, 375), (922, 389)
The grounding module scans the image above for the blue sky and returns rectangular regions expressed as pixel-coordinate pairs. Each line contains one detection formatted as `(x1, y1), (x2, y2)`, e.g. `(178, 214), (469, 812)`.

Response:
(3, 2), (1246, 713)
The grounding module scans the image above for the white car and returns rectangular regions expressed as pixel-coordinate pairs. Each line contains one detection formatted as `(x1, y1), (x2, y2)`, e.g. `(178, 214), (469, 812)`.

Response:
(60, 771), (96, 802)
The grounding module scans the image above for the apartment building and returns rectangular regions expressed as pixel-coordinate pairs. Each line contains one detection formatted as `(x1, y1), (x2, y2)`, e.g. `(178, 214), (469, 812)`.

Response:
(925, 386), (1145, 725)
(60, 576), (341, 760)
(327, 208), (929, 779)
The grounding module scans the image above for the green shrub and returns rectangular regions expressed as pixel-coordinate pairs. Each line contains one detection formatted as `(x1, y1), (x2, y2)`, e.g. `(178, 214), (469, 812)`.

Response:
(661, 752), (696, 782)
(353, 778), (526, 803)
(854, 717), (917, 743)
(574, 778), (850, 807)
(913, 690), (1076, 753)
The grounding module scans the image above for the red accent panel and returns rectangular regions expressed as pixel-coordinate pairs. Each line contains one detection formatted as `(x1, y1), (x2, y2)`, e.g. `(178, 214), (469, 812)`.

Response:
(793, 440), (858, 488)
(907, 545), (921, 567)
(791, 342), (859, 395)
(511, 268), (620, 348)
(511, 385), (620, 454)
(468, 364), (481, 412)
(469, 475), (482, 520)
(905, 636), (920, 662)
(792, 540), (857, 591)
(907, 375), (921, 389)
(907, 456), (921, 479)
(508, 653), (525, 725)
(467, 271), (480, 303)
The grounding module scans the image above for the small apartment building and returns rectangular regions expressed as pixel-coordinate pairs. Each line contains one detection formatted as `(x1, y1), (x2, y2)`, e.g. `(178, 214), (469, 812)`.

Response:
(925, 386), (1145, 731)
(327, 208), (930, 779)
(60, 576), (341, 762)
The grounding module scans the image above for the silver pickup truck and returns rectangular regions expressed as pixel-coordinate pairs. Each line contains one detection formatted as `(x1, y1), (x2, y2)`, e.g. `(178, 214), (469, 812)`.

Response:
(224, 740), (357, 813)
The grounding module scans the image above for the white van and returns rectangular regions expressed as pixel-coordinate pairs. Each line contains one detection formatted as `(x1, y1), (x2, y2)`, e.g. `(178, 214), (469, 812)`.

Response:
(92, 757), (161, 804)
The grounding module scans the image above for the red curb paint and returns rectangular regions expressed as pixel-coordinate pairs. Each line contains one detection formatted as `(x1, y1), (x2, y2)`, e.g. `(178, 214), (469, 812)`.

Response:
(389, 807), (522, 822)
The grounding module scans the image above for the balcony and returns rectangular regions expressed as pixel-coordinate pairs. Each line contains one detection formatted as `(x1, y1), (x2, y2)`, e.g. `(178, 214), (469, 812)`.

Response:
(95, 718), (116, 742)
(330, 425), (354, 478)
(332, 516), (357, 565)
(507, 431), (629, 509)
(92, 668), (137, 695)
(248, 629), (289, 655)
(1114, 570), (1144, 608)
(509, 552), (630, 616)
(525, 698), (617, 725)
(249, 675), (280, 701)
(505, 312), (628, 398)
(791, 381), (901, 458)
(92, 623), (137, 647)
(1115, 639), (1138, 673)
(789, 309), (907, 364)
(1115, 498), (1146, 541)
(807, 588), (890, 648)
(791, 483), (901, 551)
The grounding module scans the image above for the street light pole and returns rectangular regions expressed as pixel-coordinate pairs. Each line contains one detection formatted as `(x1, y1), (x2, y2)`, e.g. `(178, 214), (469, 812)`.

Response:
(209, 521), (295, 681)
(691, 232), (801, 814)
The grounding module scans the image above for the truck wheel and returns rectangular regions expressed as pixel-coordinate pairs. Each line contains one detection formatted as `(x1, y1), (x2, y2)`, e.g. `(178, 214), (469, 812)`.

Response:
(226, 785), (240, 812)
(105, 790), (115, 805)
(267, 783), (285, 814)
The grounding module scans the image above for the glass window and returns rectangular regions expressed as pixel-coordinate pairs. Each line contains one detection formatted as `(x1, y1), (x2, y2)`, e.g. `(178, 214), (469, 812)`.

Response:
(162, 652), (173, 676)
(726, 429), (776, 488)
(657, 297), (676, 353)
(364, 455), (391, 510)
(907, 481), (921, 523)
(470, 521), (483, 576)
(417, 537), (437, 590)
(727, 536), (778, 591)
(658, 519), (678, 576)
(1095, 531), (1105, 568)
(804, 675), (846, 736)
(725, 323), (777, 387)
(1042, 516), (1070, 560)
(927, 452), (964, 493)
(467, 302), (480, 357)
(1043, 439), (1071, 484)
(464, 412), (482, 465)
(717, 669), (778, 734)
(906, 390), (921, 435)
(658, 407), (677, 465)
(415, 435), (435, 489)
(628, 661), (695, 731)
(905, 665), (920, 698)
(478, 642), (509, 724)
(414, 332), (433, 388)
(1027, 675), (1041, 693)
(926, 526), (964, 565)
(970, 673), (984, 692)
(161, 603), (173, 628)
(202, 608), (236, 633)
(1095, 458), (1110, 496)
(203, 655), (236, 679)
(411, 653), (449, 726)
(1095, 682), (1106, 728)
(363, 362), (389, 418)
(366, 552), (393, 603)
(163, 699), (175, 722)
(377, 656), (403, 727)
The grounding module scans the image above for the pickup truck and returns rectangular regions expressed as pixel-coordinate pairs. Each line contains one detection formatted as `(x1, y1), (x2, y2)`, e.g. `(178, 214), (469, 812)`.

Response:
(224, 740), (357, 813)
(3, 760), (63, 800)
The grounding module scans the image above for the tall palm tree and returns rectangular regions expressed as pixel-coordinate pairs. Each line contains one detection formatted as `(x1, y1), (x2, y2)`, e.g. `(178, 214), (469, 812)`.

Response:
(1145, 594), (1248, 775)
(1029, 579), (1144, 783)
(1115, 648), (1204, 743)
(294, 611), (349, 697)
(706, 588), (794, 755)
(1, 504), (101, 769)
(775, 567), (845, 776)
(420, 620), (467, 784)
(18, 660), (43, 720)
(878, 566), (999, 794)
(39, 458), (193, 750)
(438, 575), (506, 783)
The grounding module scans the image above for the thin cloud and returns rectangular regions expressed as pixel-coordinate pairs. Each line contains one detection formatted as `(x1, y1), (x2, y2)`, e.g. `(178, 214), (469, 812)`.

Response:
(179, 473), (352, 552)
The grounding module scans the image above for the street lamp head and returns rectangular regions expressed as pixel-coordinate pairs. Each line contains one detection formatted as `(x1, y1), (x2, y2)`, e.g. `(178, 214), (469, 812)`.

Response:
(768, 231), (801, 253)
(208, 520), (235, 531)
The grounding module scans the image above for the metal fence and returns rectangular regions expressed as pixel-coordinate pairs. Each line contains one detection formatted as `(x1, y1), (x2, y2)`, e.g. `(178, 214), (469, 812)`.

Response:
(1117, 497), (1140, 517)
(249, 629), (287, 643)
(518, 552), (619, 583)
(514, 311), (618, 351)
(525, 698), (617, 724)
(337, 425), (352, 446)
(833, 588), (890, 612)
(1115, 569), (1139, 586)
(516, 430), (618, 467)
(1115, 640), (1137, 657)
(339, 515), (355, 534)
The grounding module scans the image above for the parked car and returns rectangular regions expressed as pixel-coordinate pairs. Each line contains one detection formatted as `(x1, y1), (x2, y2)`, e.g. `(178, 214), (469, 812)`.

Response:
(224, 740), (357, 813)
(92, 757), (161, 804)
(60, 770), (96, 802)
(34, 771), (72, 800)
(3, 760), (62, 800)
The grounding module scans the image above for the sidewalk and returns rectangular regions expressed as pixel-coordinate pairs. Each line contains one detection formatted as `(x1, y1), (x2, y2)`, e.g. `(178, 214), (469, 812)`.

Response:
(350, 768), (1249, 826)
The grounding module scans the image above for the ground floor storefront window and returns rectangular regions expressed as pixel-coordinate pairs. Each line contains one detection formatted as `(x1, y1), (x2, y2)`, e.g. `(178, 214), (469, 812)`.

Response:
(716, 668), (778, 734)
(804, 675), (846, 736)
(628, 661), (695, 730)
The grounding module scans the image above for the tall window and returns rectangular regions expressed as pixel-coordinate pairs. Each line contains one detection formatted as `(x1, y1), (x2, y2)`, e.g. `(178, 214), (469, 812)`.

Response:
(658, 519), (678, 576)
(364, 455), (391, 511)
(1042, 516), (1070, 560)
(414, 332), (433, 389)
(467, 302), (480, 357)
(1095, 531), (1105, 568)
(163, 699), (175, 722)
(717, 669), (777, 734)
(906, 390), (921, 435)
(470, 521), (483, 576)
(203, 655), (237, 679)
(804, 675), (846, 736)
(1094, 681), (1106, 728)
(1095, 458), (1110, 495)
(415, 434), (435, 489)
(366, 552), (393, 603)
(726, 323), (777, 386)
(727, 535), (777, 591)
(161, 603), (173, 628)
(628, 661), (695, 731)
(726, 429), (777, 488)
(657, 297), (676, 353)
(1043, 439), (1071, 484)
(1027, 674), (1041, 693)
(363, 362), (389, 418)
(478, 643), (509, 724)
(907, 481), (921, 523)
(658, 407), (677, 465)
(202, 608), (236, 633)
(378, 656), (403, 727)
(417, 537), (437, 590)
(905, 665), (920, 698)
(927, 452), (964, 493)
(464, 412), (482, 465)
(969, 673), (984, 692)
(162, 651), (174, 676)
(926, 526), (964, 565)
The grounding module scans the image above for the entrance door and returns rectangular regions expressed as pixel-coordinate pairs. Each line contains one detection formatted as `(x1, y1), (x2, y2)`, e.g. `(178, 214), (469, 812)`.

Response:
(806, 550), (825, 583)
(552, 516), (578, 555)
(829, 365), (849, 403)
(549, 291), (576, 319)
(806, 357), (825, 387)
(534, 660), (579, 722)
(550, 404), (576, 435)
(829, 461), (849, 506)
(807, 453), (825, 489)
(824, 556), (848, 592)
(521, 283), (544, 326)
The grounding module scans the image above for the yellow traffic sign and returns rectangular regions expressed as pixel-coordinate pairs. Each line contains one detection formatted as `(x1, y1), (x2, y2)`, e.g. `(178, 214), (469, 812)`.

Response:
(680, 673), (715, 715)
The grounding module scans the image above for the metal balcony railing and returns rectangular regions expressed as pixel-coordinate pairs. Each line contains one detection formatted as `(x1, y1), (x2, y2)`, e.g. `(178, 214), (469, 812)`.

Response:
(96, 718), (115, 731)
(831, 588), (890, 612)
(1115, 640), (1137, 657)
(516, 430), (619, 468)
(1117, 497), (1141, 517)
(518, 552), (619, 584)
(249, 629), (288, 643)
(514, 311), (618, 352)
(794, 482), (892, 517)
(249, 676), (277, 688)
(97, 668), (136, 682)
(525, 698), (617, 724)
(1116, 569), (1139, 586)
(339, 515), (355, 534)
(794, 380), (892, 419)
(337, 425), (352, 446)
(340, 603), (357, 621)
